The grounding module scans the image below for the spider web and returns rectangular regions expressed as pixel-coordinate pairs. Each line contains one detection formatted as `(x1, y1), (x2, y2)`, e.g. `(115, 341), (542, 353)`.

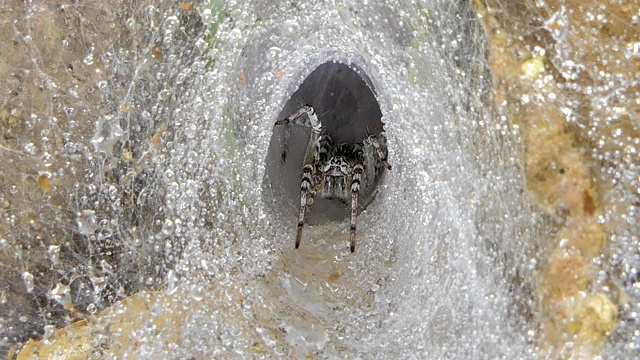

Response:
(0, 0), (637, 358)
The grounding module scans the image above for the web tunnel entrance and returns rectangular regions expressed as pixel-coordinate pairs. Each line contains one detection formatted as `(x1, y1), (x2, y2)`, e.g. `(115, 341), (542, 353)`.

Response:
(264, 62), (388, 226)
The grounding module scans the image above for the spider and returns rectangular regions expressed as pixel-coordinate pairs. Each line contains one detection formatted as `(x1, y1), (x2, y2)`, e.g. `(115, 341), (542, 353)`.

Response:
(274, 104), (391, 252)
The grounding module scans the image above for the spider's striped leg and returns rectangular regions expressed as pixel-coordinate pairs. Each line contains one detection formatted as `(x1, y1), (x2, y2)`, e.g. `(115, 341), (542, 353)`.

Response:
(349, 162), (364, 252)
(296, 163), (315, 248)
(316, 135), (334, 163)
(277, 106), (325, 250)
(274, 105), (321, 132)
(366, 132), (392, 170)
(295, 130), (325, 249)
(274, 105), (322, 165)
(349, 144), (366, 252)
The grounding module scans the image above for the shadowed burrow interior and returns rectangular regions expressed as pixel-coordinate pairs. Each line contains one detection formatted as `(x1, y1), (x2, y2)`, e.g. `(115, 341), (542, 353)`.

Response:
(265, 61), (388, 225)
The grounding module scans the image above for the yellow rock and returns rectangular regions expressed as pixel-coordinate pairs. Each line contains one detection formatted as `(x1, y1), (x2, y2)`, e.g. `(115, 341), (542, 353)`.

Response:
(575, 292), (618, 345)
(17, 291), (181, 360)
(521, 56), (545, 79)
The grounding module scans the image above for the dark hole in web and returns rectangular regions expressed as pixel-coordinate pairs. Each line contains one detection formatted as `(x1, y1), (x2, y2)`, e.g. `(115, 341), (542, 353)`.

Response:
(264, 61), (387, 225)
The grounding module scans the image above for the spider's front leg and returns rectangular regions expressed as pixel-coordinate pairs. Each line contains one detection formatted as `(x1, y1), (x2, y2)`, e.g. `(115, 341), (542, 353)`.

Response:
(274, 105), (322, 164)
(295, 128), (325, 249)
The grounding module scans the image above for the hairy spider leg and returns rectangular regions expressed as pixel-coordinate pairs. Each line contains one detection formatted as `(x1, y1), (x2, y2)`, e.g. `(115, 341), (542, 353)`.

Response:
(296, 134), (333, 248)
(316, 135), (334, 163)
(274, 104), (321, 130)
(296, 163), (315, 248)
(366, 132), (392, 170)
(345, 143), (367, 252)
(296, 142), (319, 248)
(274, 105), (321, 164)
(295, 122), (326, 249)
(350, 162), (364, 252)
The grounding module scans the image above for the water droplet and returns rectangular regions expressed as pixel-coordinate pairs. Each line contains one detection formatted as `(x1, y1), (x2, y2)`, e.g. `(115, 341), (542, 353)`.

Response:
(77, 210), (98, 236)
(283, 19), (299, 33)
(86, 303), (97, 314)
(64, 142), (77, 153)
(176, 70), (189, 84)
(48, 245), (60, 263)
(228, 28), (243, 42)
(165, 270), (178, 295)
(108, 185), (118, 200)
(145, 5), (157, 16)
(83, 53), (94, 66)
(162, 219), (174, 236)
(195, 38), (207, 52)
(126, 18), (137, 30)
(190, 286), (204, 301)
(185, 123), (197, 139)
(269, 46), (281, 60)
(99, 228), (113, 239)
(187, 150), (198, 163)
(158, 89), (171, 100)
(23, 272), (34, 293)
(40, 153), (53, 167)
(89, 349), (103, 359)
(163, 169), (175, 183)
(43, 325), (56, 345)
(163, 35), (174, 47)
(201, 9), (213, 25)
(23, 142), (37, 155)
(91, 116), (123, 155)
(163, 15), (179, 33)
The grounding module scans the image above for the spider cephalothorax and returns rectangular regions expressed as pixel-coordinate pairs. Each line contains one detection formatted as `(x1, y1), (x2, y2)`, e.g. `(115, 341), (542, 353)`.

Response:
(274, 104), (391, 252)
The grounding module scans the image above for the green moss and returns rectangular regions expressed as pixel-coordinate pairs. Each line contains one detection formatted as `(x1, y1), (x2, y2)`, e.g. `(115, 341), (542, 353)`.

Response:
(206, 0), (226, 47)
(210, 0), (226, 34)
(204, 0), (227, 69)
